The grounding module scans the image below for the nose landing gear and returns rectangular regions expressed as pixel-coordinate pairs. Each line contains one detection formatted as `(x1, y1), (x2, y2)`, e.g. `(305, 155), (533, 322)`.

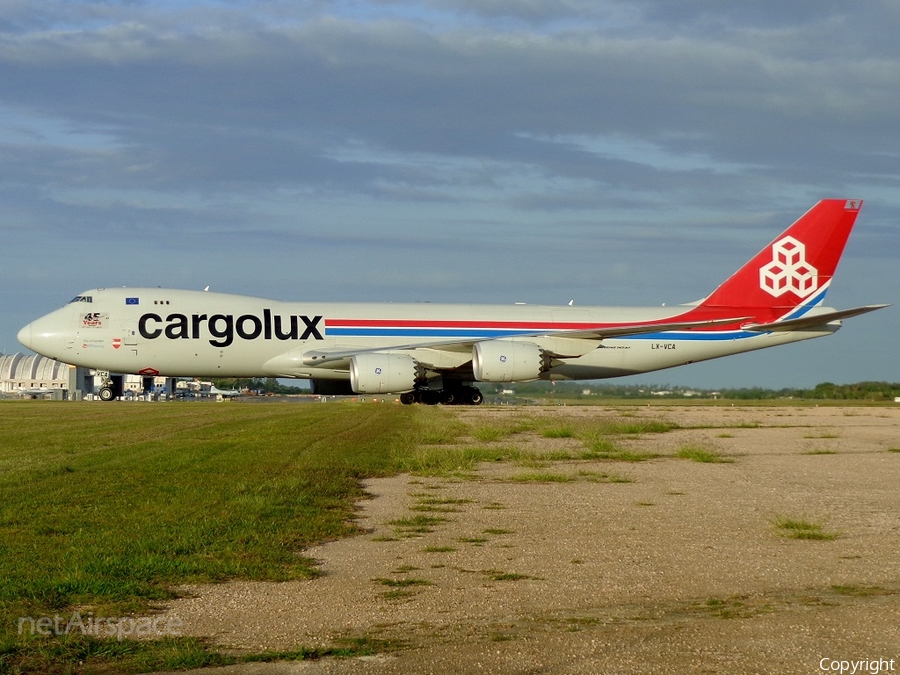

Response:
(96, 372), (124, 401)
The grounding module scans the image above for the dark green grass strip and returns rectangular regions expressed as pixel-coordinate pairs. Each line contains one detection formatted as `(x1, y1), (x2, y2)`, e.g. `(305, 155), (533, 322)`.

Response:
(0, 401), (451, 673)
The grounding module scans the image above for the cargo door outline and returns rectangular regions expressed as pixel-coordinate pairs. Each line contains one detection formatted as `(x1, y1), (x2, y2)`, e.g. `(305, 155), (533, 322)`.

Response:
(121, 320), (139, 357)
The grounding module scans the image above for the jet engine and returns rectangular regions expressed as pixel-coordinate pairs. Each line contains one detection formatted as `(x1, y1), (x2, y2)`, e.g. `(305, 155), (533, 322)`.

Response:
(472, 340), (543, 383)
(350, 353), (418, 394)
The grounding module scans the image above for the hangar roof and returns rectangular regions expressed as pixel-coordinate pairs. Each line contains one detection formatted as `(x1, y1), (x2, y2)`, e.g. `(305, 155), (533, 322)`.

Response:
(0, 353), (71, 382)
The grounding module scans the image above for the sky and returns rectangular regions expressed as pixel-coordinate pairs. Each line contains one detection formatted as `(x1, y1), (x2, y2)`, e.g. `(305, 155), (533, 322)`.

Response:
(1, 0), (897, 389)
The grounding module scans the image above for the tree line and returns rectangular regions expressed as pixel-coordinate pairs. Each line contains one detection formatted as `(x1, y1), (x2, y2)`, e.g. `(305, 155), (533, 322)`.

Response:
(503, 380), (900, 401)
(210, 378), (900, 401)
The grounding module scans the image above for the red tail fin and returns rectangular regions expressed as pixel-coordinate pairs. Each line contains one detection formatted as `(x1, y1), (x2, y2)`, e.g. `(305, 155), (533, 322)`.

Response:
(699, 199), (862, 313)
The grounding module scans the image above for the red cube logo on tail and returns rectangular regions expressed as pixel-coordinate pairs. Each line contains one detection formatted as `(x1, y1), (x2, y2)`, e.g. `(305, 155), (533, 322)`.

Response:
(759, 236), (818, 298)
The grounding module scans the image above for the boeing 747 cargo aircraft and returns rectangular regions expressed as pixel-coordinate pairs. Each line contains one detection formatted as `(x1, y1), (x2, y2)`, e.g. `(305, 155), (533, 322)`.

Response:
(17, 200), (887, 404)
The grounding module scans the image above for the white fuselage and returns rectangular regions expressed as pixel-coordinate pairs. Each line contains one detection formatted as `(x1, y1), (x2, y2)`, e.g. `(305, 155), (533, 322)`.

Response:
(18, 287), (835, 382)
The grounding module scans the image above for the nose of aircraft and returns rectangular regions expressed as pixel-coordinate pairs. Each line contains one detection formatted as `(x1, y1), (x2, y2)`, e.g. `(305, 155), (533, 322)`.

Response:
(16, 323), (33, 351)
(17, 309), (71, 359)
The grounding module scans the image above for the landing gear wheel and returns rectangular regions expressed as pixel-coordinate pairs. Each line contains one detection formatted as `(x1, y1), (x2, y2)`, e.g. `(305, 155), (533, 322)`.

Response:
(466, 387), (484, 406)
(400, 391), (416, 405)
(98, 387), (115, 402)
(418, 390), (440, 405)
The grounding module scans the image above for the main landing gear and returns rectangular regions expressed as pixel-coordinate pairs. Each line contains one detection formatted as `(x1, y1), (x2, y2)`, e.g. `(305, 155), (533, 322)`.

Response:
(400, 386), (484, 406)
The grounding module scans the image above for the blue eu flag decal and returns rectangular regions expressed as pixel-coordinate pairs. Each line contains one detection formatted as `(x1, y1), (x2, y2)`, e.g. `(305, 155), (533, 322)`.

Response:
(125, 297), (139, 305)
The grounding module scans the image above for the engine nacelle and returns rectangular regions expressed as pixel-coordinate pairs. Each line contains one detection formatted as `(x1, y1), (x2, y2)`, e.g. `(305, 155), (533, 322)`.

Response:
(472, 340), (543, 383)
(350, 353), (417, 394)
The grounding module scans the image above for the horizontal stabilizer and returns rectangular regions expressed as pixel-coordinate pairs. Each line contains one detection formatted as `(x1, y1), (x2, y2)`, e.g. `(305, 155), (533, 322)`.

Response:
(743, 304), (889, 332)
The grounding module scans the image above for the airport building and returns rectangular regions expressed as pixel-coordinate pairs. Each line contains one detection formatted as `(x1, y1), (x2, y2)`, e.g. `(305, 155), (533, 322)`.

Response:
(0, 353), (167, 399)
(0, 352), (71, 395)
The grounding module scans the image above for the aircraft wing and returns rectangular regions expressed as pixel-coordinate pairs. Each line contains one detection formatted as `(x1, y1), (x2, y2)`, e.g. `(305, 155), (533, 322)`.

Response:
(743, 304), (889, 332)
(541, 315), (753, 341)
(300, 315), (751, 369)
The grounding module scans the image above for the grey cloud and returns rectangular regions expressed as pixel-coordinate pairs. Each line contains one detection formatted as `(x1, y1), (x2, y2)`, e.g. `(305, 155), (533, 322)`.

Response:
(3, 14), (898, 202)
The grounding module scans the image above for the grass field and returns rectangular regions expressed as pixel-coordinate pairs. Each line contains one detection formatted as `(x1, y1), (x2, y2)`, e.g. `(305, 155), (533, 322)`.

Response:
(3, 399), (666, 673)
(3, 399), (883, 673)
(0, 400), (455, 674)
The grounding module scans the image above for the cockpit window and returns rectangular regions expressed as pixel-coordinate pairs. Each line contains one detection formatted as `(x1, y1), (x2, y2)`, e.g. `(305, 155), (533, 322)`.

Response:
(69, 296), (93, 303)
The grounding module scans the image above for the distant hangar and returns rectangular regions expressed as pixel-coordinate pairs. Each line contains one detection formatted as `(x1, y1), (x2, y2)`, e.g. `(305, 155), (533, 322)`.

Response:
(0, 353), (165, 399)
(0, 352), (71, 394)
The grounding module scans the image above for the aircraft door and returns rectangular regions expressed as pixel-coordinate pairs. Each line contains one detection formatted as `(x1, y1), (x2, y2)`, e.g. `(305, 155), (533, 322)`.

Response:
(119, 320), (140, 356)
